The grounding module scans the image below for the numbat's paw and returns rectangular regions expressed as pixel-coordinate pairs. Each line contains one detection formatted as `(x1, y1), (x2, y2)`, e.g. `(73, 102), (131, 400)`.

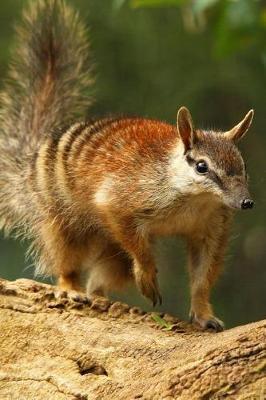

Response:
(55, 288), (89, 304)
(190, 311), (224, 332)
(134, 268), (162, 306)
(67, 290), (89, 304)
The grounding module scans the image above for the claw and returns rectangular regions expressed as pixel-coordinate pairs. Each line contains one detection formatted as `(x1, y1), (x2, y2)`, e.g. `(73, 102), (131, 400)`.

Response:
(190, 311), (224, 333)
(134, 268), (162, 307)
(206, 318), (224, 332)
(67, 290), (89, 304)
(189, 312), (194, 324)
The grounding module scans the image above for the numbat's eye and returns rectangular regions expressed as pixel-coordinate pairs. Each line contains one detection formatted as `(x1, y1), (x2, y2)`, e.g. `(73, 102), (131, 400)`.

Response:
(196, 160), (208, 174)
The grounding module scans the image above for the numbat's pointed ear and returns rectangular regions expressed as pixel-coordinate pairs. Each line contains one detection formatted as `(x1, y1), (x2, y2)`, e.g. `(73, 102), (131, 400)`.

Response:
(177, 106), (194, 153)
(224, 109), (254, 142)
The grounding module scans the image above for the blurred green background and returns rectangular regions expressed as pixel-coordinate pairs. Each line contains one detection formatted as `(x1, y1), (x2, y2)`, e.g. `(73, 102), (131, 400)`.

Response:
(0, 0), (265, 327)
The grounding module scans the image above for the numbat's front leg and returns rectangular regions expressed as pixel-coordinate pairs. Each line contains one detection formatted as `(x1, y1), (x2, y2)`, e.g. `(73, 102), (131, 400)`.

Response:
(188, 246), (224, 331)
(133, 254), (162, 307)
(110, 227), (162, 306)
(187, 229), (229, 332)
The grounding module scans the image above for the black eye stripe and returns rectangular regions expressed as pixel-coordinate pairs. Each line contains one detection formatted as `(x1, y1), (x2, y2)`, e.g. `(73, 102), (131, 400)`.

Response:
(208, 170), (224, 189)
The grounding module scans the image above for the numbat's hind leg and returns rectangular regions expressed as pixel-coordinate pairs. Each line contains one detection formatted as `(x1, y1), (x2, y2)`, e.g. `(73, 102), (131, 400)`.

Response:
(86, 242), (133, 298)
(38, 222), (87, 295)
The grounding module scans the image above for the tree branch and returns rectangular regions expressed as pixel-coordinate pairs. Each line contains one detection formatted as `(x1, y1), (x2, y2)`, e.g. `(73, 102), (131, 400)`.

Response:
(0, 278), (265, 399)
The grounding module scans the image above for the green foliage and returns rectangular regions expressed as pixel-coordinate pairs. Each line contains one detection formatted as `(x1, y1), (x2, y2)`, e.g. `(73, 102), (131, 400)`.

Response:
(192, 0), (219, 13)
(116, 0), (266, 58)
(131, 0), (186, 7)
(212, 0), (266, 58)
(113, 0), (128, 10)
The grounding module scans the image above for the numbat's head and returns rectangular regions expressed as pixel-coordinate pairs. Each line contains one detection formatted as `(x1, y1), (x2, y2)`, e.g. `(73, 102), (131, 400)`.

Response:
(172, 106), (254, 210)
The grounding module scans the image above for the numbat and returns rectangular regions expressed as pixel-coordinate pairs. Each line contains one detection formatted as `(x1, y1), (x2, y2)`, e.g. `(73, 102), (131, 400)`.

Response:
(0, 1), (254, 331)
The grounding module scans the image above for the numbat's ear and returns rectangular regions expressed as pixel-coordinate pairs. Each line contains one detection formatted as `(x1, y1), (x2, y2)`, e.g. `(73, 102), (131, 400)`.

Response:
(177, 106), (195, 153)
(224, 109), (254, 142)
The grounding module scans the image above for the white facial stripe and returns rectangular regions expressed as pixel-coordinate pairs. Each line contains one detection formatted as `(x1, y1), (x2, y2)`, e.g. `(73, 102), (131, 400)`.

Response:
(168, 144), (207, 195)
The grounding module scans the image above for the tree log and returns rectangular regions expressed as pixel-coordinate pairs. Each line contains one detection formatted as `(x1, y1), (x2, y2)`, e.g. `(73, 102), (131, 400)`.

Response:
(0, 278), (265, 399)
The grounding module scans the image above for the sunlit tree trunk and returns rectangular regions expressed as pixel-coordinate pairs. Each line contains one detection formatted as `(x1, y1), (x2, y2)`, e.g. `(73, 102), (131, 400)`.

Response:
(0, 278), (265, 399)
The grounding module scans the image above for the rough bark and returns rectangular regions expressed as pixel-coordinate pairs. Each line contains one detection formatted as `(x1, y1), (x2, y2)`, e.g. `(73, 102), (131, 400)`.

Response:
(0, 278), (265, 400)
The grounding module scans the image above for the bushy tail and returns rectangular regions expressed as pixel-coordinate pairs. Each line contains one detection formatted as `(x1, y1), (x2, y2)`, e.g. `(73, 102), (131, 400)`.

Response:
(0, 0), (93, 235)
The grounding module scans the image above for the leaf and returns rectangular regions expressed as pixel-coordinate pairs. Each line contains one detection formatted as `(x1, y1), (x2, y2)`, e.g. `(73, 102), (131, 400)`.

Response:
(151, 313), (175, 330)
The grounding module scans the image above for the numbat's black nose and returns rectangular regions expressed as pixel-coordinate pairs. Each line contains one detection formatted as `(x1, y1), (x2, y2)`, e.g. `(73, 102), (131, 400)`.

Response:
(241, 199), (254, 210)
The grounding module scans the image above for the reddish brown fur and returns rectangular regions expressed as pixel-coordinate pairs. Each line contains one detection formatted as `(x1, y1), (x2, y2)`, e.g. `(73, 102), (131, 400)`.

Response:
(24, 111), (252, 332)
